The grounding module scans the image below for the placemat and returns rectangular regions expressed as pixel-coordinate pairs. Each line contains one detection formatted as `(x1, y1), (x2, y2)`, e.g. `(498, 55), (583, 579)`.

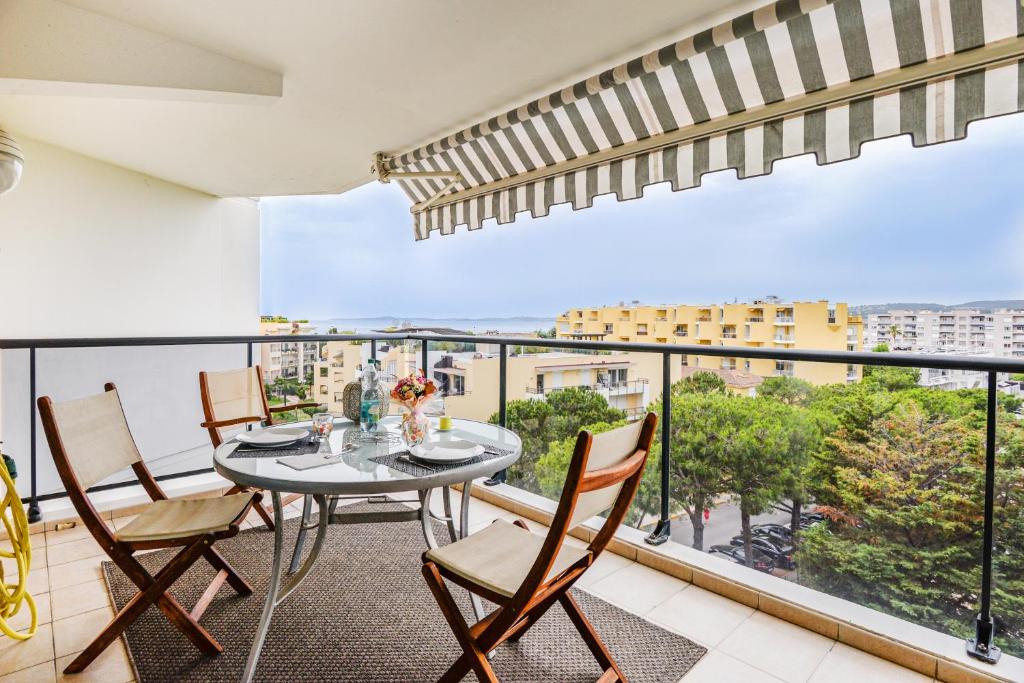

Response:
(370, 444), (514, 477)
(226, 439), (324, 460)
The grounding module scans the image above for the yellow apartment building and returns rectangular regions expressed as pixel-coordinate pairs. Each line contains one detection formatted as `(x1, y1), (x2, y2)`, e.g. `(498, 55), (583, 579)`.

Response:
(556, 299), (863, 386)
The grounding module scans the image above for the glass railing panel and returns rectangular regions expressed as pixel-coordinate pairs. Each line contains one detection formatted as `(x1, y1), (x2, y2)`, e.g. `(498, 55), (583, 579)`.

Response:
(663, 356), (998, 647)
(992, 389), (1024, 658)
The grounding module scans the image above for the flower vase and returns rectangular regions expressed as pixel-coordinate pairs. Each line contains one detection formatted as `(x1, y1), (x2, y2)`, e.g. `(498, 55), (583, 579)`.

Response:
(401, 407), (429, 447)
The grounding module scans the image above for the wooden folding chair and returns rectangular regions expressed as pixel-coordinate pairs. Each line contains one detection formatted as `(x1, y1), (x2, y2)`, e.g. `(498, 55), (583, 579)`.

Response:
(198, 365), (318, 530)
(422, 412), (657, 683)
(38, 383), (260, 674)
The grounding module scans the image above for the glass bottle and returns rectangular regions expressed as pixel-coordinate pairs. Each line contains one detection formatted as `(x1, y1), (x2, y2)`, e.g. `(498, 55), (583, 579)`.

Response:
(359, 360), (388, 433)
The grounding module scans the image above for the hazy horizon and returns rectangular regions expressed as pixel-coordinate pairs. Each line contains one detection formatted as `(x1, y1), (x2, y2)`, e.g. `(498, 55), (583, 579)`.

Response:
(261, 115), (1024, 319)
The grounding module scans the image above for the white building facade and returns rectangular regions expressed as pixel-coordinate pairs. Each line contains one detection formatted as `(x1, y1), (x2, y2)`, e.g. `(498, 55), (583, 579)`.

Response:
(866, 309), (1024, 358)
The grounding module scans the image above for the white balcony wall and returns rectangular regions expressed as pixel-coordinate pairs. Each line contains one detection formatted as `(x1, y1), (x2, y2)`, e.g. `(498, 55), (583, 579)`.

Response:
(0, 135), (260, 496)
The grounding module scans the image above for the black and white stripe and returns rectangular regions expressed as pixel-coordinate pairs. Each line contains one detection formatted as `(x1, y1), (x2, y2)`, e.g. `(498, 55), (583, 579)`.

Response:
(395, 0), (1024, 240)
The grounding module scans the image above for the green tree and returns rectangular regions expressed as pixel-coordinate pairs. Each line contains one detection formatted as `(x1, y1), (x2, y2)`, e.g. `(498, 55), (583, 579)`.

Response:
(718, 397), (804, 567)
(491, 387), (626, 493)
(799, 403), (1024, 654)
(872, 342), (890, 352)
(862, 365), (920, 391)
(758, 376), (815, 406)
(677, 371), (727, 395)
(647, 389), (733, 550)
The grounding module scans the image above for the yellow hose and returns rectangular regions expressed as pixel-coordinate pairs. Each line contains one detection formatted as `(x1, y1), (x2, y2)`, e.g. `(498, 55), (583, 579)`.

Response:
(0, 456), (36, 640)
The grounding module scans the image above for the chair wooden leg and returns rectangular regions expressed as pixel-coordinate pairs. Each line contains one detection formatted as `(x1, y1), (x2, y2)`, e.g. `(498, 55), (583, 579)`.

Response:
(65, 539), (220, 674)
(504, 587), (562, 644)
(202, 546), (253, 596)
(423, 562), (499, 683)
(559, 592), (626, 683)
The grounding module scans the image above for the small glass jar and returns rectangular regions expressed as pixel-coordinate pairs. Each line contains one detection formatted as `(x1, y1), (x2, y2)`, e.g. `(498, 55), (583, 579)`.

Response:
(312, 413), (334, 442)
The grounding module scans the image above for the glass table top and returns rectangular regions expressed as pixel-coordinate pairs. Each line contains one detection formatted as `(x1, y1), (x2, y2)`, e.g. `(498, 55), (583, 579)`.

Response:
(214, 415), (522, 495)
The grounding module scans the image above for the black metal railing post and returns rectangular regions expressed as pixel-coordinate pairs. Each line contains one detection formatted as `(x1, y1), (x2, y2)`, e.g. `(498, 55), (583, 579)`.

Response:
(421, 338), (429, 376)
(967, 370), (1001, 663)
(485, 343), (508, 486)
(370, 339), (377, 362)
(645, 352), (671, 545)
(27, 347), (40, 524)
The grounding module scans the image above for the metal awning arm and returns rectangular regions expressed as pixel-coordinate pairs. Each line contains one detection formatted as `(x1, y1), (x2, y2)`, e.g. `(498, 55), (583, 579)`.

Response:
(372, 151), (462, 212)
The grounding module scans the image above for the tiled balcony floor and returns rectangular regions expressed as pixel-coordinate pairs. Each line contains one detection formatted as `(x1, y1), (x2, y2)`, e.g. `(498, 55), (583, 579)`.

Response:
(1, 496), (934, 683)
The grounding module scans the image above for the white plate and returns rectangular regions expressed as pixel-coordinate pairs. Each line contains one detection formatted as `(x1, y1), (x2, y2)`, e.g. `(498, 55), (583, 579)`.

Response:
(236, 427), (309, 448)
(410, 440), (484, 464)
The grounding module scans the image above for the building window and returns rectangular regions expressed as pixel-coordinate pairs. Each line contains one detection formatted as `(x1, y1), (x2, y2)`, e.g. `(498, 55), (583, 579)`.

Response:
(319, 385), (328, 395)
(319, 367), (328, 378)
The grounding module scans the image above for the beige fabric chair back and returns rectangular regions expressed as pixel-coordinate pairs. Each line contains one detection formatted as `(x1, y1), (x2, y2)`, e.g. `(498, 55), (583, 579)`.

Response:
(568, 420), (644, 529)
(203, 367), (266, 423)
(49, 389), (143, 490)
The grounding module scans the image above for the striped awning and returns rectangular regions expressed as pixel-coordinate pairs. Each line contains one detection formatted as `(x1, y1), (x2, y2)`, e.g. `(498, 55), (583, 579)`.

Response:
(382, 0), (1024, 240)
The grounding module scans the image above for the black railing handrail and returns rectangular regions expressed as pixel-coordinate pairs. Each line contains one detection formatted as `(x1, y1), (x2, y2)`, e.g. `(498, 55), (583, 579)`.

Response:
(7, 331), (1024, 372)
(1, 329), (1013, 662)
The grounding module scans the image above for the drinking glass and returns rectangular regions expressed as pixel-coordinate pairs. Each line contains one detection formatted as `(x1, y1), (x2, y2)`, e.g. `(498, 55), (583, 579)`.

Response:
(312, 413), (334, 442)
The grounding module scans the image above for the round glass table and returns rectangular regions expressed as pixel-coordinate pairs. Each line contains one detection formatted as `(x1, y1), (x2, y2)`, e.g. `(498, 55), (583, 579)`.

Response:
(214, 415), (522, 683)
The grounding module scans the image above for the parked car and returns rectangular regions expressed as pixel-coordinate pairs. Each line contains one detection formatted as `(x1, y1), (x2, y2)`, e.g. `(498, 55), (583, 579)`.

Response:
(751, 523), (794, 545)
(729, 535), (796, 570)
(708, 544), (775, 573)
(799, 512), (826, 529)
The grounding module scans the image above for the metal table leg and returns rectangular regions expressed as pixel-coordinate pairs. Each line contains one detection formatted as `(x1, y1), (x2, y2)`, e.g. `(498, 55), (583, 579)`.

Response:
(457, 480), (486, 623)
(288, 494), (313, 574)
(419, 487), (439, 549)
(242, 492), (329, 683)
(441, 485), (458, 543)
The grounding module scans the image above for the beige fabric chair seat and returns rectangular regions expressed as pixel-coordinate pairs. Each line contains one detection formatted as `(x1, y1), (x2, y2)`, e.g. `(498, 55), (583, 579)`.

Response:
(116, 493), (256, 543)
(424, 519), (590, 598)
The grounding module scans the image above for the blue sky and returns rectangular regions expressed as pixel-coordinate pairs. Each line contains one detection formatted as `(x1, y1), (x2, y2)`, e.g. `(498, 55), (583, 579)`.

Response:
(261, 115), (1024, 320)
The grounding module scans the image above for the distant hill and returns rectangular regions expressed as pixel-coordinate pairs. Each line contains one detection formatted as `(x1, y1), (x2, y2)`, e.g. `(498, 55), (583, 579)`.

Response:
(853, 300), (1024, 315)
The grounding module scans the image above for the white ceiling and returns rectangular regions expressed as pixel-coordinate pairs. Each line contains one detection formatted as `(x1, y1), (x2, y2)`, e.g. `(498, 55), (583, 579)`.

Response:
(0, 0), (765, 197)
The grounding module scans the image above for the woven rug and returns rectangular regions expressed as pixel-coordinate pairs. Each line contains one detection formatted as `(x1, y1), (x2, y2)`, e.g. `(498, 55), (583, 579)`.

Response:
(102, 504), (706, 682)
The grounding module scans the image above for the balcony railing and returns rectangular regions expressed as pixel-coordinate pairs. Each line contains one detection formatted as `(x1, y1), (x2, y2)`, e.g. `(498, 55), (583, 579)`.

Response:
(525, 379), (649, 396)
(3, 331), (1024, 666)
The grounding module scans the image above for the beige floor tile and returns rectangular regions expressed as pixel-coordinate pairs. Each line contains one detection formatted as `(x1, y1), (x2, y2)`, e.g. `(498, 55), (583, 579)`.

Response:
(46, 539), (104, 568)
(679, 649), (784, 682)
(718, 611), (835, 683)
(575, 550), (634, 589)
(55, 639), (134, 683)
(585, 561), (686, 616)
(808, 643), (931, 683)
(47, 556), (105, 591)
(3, 590), (51, 633)
(50, 580), (111, 622)
(0, 623), (55, 676)
(26, 568), (50, 595)
(52, 606), (114, 658)
(0, 661), (56, 683)
(44, 525), (94, 547)
(647, 585), (755, 647)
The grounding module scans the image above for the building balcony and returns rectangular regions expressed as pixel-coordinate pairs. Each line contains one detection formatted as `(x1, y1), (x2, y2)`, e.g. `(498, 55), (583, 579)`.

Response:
(773, 336), (795, 344)
(526, 379), (649, 397)
(774, 317), (794, 325)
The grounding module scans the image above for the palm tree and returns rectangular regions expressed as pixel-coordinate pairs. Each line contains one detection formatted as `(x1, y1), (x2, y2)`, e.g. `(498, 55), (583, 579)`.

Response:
(888, 324), (902, 347)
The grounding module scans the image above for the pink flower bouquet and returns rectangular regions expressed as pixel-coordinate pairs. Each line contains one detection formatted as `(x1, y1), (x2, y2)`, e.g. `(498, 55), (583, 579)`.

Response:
(391, 371), (437, 446)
